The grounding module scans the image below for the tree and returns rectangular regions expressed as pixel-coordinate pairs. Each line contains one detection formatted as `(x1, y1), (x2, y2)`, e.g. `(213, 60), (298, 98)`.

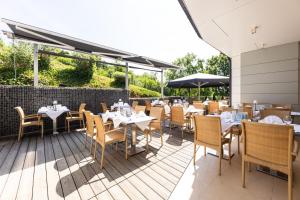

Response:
(165, 53), (230, 99)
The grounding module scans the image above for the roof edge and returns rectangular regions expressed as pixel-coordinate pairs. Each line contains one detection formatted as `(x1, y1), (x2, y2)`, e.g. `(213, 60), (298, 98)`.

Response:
(178, 0), (202, 39)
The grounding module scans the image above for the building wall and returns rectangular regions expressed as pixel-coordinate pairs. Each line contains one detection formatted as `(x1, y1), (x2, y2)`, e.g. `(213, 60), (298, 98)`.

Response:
(237, 42), (300, 104)
(231, 54), (241, 107)
(0, 86), (129, 138)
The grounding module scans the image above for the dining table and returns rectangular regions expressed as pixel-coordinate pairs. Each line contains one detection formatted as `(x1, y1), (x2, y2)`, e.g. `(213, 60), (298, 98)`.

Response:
(100, 111), (155, 156)
(38, 105), (69, 134)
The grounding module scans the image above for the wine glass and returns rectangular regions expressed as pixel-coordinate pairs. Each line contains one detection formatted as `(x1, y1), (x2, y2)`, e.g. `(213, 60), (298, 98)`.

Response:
(283, 115), (292, 124)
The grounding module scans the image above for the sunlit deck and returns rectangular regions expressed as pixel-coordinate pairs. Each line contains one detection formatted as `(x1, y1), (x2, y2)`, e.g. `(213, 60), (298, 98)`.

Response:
(0, 128), (194, 200)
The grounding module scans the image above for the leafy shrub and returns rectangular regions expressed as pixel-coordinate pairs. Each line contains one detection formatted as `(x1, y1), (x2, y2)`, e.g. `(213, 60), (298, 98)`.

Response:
(129, 85), (160, 97)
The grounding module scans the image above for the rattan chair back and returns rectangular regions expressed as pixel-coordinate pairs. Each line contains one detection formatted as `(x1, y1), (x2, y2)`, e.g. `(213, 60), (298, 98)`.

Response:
(94, 115), (106, 145)
(242, 121), (293, 166)
(132, 101), (139, 109)
(145, 101), (151, 112)
(260, 108), (291, 120)
(193, 102), (205, 109)
(84, 111), (95, 137)
(171, 106), (184, 125)
(135, 105), (146, 113)
(150, 106), (164, 121)
(194, 115), (221, 147)
(79, 103), (86, 118)
(15, 106), (25, 123)
(100, 102), (108, 113)
(208, 101), (219, 114)
(272, 104), (292, 109)
(242, 106), (253, 119)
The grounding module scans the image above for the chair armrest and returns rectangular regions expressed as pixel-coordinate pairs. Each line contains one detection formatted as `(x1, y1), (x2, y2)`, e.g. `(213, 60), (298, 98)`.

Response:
(105, 127), (124, 134)
(292, 141), (299, 157)
(24, 114), (41, 120)
(68, 111), (79, 117)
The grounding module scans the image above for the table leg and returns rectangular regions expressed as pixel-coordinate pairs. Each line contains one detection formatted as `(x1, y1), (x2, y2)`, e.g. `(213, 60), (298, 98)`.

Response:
(53, 119), (59, 135)
(127, 124), (145, 156)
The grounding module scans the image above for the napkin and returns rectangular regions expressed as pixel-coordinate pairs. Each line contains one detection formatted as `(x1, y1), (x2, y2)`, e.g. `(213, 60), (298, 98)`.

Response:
(259, 115), (284, 125)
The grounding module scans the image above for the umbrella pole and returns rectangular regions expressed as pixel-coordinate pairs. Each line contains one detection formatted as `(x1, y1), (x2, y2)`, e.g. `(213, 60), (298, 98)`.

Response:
(198, 82), (201, 101)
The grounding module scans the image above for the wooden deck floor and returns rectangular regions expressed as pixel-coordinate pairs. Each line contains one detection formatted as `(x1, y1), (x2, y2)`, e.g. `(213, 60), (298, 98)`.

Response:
(0, 128), (194, 200)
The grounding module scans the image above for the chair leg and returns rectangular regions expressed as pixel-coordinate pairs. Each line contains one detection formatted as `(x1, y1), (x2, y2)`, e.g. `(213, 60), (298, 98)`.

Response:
(79, 120), (82, 128)
(181, 127), (184, 138)
(100, 145), (105, 169)
(84, 133), (87, 148)
(93, 143), (97, 159)
(41, 125), (44, 138)
(193, 143), (196, 165)
(219, 150), (222, 176)
(288, 172), (292, 200)
(82, 119), (86, 129)
(68, 121), (70, 133)
(115, 142), (118, 151)
(204, 146), (206, 157)
(248, 162), (251, 172)
(18, 125), (22, 142)
(228, 142), (231, 165)
(160, 129), (163, 145)
(237, 135), (240, 154)
(242, 158), (245, 188)
(146, 134), (149, 152)
(169, 123), (172, 134)
(90, 136), (93, 154)
(65, 120), (67, 131)
(125, 137), (128, 160)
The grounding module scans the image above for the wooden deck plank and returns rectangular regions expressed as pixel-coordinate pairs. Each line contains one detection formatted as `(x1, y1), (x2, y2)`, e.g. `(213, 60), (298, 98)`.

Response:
(44, 136), (64, 200)
(63, 133), (107, 196)
(118, 179), (147, 200)
(135, 170), (170, 199)
(16, 137), (37, 200)
(51, 135), (81, 200)
(0, 140), (14, 169)
(32, 137), (48, 200)
(74, 132), (126, 184)
(108, 184), (130, 200)
(96, 190), (114, 200)
(127, 175), (163, 200)
(68, 133), (117, 189)
(0, 140), (22, 196)
(0, 137), (29, 200)
(57, 134), (95, 200)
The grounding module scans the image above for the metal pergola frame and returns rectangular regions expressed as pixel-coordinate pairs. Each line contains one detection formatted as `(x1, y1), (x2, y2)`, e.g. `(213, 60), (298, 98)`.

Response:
(2, 18), (179, 98)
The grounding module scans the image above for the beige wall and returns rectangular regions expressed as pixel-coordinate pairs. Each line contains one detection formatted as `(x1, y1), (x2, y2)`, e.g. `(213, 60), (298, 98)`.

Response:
(238, 42), (300, 104)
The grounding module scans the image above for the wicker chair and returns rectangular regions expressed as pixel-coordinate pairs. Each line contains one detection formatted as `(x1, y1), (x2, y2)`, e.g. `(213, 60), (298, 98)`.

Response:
(145, 100), (151, 114)
(100, 102), (110, 113)
(132, 101), (139, 109)
(15, 106), (44, 141)
(272, 104), (292, 109)
(193, 102), (205, 110)
(208, 101), (220, 114)
(242, 106), (253, 119)
(193, 115), (231, 175)
(143, 107), (164, 151)
(241, 121), (298, 200)
(169, 106), (190, 138)
(193, 101), (202, 104)
(65, 103), (86, 133)
(83, 111), (96, 153)
(93, 115), (128, 169)
(134, 105), (146, 113)
(260, 108), (291, 120)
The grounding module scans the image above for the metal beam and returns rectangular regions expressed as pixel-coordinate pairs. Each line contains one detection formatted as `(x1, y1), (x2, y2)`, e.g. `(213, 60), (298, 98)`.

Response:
(125, 62), (129, 90)
(161, 69), (164, 98)
(33, 43), (38, 87)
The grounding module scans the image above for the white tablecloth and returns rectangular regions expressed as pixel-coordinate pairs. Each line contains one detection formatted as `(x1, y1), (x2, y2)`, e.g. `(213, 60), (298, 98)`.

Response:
(38, 106), (69, 120)
(101, 112), (154, 131)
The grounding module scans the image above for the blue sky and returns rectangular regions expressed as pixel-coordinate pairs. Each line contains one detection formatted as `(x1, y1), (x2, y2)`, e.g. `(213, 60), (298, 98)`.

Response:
(0, 0), (219, 72)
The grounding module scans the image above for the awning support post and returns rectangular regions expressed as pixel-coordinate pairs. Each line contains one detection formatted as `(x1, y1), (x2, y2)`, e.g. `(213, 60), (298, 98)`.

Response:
(33, 43), (39, 87)
(161, 69), (164, 98)
(198, 82), (201, 101)
(125, 62), (129, 90)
